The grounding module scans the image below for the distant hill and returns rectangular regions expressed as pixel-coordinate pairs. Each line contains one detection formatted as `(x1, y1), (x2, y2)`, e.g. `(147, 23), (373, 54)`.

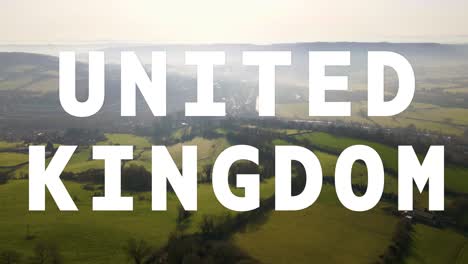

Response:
(0, 42), (467, 107)
(0, 43), (468, 131)
(0, 53), (60, 93)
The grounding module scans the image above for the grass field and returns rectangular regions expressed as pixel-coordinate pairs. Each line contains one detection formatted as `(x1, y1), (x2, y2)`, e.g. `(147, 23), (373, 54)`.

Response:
(9, 135), (230, 179)
(273, 138), (399, 195)
(403, 104), (468, 127)
(0, 141), (24, 151)
(126, 137), (230, 171)
(10, 134), (152, 177)
(1, 131), (466, 263)
(0, 77), (35, 91)
(405, 224), (468, 264)
(188, 178), (276, 233)
(60, 134), (155, 173)
(0, 176), (277, 263)
(0, 180), (178, 263)
(276, 102), (374, 125)
(445, 87), (468, 94)
(169, 126), (192, 140)
(445, 166), (468, 194)
(62, 147), (104, 173)
(22, 78), (58, 93)
(277, 102), (468, 136)
(233, 184), (398, 264)
(12, 147), (105, 176)
(100, 133), (152, 150)
(0, 152), (28, 167)
(294, 132), (399, 172)
(293, 131), (468, 195)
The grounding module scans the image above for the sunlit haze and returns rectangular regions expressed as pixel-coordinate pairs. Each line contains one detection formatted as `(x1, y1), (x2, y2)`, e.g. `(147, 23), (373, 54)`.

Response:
(2, 0), (468, 44)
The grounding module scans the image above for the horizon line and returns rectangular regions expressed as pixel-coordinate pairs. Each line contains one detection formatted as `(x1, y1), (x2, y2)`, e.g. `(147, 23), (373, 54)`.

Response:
(1, 40), (468, 46)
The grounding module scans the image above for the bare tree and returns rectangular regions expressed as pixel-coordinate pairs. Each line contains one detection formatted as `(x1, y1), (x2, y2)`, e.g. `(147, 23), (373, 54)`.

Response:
(0, 250), (22, 264)
(30, 241), (63, 264)
(123, 238), (152, 264)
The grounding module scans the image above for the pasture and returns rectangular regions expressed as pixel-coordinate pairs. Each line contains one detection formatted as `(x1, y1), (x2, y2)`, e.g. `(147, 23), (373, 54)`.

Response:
(233, 184), (398, 264)
(0, 141), (24, 151)
(126, 136), (230, 171)
(0, 131), (466, 263)
(0, 152), (28, 167)
(0, 180), (178, 263)
(294, 131), (468, 195)
(100, 133), (152, 150)
(276, 102), (468, 136)
(0, 176), (277, 263)
(273, 138), (399, 195)
(405, 224), (468, 264)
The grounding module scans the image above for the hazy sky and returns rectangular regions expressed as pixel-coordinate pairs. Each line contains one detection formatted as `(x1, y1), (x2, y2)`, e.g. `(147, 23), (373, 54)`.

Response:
(2, 0), (468, 44)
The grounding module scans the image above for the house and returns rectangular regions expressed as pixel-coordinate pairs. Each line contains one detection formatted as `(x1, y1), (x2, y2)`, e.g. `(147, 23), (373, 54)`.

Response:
(402, 209), (440, 227)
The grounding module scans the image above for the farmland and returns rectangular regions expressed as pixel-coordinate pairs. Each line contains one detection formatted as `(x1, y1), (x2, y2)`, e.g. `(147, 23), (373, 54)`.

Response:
(294, 131), (468, 195)
(233, 185), (398, 264)
(0, 176), (277, 263)
(0, 126), (466, 263)
(0, 94), (467, 263)
(405, 224), (468, 264)
(0, 141), (24, 151)
(277, 102), (468, 136)
(0, 44), (468, 263)
(126, 136), (231, 171)
(0, 152), (28, 167)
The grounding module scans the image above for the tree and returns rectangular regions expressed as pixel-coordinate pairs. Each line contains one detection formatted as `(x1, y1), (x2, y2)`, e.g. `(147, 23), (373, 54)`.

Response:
(30, 241), (63, 264)
(199, 215), (215, 239)
(45, 142), (54, 153)
(121, 165), (151, 192)
(123, 238), (152, 264)
(227, 161), (259, 186)
(0, 172), (8, 185)
(405, 124), (417, 133)
(447, 197), (468, 231)
(0, 250), (22, 264)
(202, 165), (213, 182)
(176, 205), (192, 232)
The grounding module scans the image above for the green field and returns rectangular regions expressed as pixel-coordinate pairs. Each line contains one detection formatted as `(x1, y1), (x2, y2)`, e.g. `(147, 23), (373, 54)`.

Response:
(0, 141), (24, 151)
(294, 132), (399, 172)
(12, 147), (104, 177)
(63, 147), (104, 173)
(293, 131), (468, 195)
(277, 102), (468, 136)
(445, 87), (468, 94)
(1, 130), (467, 263)
(276, 102), (374, 125)
(61, 134), (154, 173)
(273, 138), (399, 195)
(0, 67), (59, 93)
(169, 126), (192, 140)
(0, 152), (28, 167)
(0, 77), (35, 91)
(127, 136), (230, 171)
(10, 134), (152, 178)
(100, 133), (152, 150)
(0, 180), (177, 263)
(188, 178), (276, 233)
(405, 224), (468, 264)
(9, 135), (231, 180)
(276, 135), (443, 209)
(233, 184), (398, 264)
(0, 175), (277, 263)
(22, 78), (58, 93)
